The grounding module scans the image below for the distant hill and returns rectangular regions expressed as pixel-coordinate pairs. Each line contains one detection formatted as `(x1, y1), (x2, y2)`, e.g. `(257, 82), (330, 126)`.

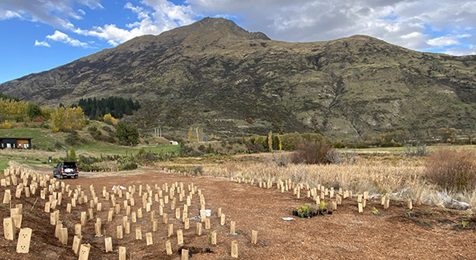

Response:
(1, 17), (475, 141)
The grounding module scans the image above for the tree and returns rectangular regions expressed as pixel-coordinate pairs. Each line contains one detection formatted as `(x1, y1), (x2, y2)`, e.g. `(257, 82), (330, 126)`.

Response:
(103, 113), (119, 125)
(187, 127), (194, 142)
(267, 131), (273, 152)
(276, 135), (283, 151)
(116, 122), (139, 146)
(66, 149), (77, 161)
(49, 107), (86, 132)
(26, 103), (42, 118)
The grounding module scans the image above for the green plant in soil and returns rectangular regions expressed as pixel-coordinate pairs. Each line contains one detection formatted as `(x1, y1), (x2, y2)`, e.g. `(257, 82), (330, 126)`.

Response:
(371, 207), (380, 215)
(297, 204), (312, 216)
(319, 201), (327, 211)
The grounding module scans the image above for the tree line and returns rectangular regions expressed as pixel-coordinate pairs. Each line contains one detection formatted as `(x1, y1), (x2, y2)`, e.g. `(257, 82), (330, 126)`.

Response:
(77, 97), (140, 119)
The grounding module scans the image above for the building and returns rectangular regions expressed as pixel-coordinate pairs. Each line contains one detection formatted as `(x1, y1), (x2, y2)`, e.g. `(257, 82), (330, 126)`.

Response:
(0, 138), (32, 149)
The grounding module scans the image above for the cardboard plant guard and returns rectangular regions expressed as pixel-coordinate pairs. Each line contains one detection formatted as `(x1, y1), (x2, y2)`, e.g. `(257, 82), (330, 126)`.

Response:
(60, 227), (68, 245)
(3, 189), (11, 204)
(105, 237), (113, 253)
(181, 249), (189, 260)
(251, 230), (258, 245)
(119, 246), (126, 260)
(75, 224), (82, 236)
(231, 240), (239, 258)
(210, 231), (217, 245)
(72, 235), (81, 255)
(135, 227), (142, 240)
(4, 217), (16, 240)
(78, 244), (91, 260)
(116, 225), (123, 239)
(16, 227), (32, 253)
(146, 232), (153, 246)
(165, 240), (173, 255)
(177, 229), (184, 246)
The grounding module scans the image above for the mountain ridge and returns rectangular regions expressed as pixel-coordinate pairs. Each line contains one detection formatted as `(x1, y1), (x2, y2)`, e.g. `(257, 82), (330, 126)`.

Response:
(1, 17), (475, 140)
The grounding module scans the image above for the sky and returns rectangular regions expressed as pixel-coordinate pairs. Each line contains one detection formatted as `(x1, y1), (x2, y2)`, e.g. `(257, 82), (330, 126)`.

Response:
(1, 0), (476, 83)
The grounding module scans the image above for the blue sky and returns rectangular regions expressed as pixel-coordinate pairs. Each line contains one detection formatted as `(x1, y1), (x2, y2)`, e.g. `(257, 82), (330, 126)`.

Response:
(1, 0), (475, 83)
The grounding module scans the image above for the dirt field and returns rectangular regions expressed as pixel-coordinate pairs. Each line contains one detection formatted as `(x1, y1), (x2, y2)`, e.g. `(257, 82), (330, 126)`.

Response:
(1, 170), (476, 260)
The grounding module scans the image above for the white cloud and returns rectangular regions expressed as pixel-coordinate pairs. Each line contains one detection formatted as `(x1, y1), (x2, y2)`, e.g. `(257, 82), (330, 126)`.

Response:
(34, 40), (51, 47)
(0, 9), (20, 20)
(427, 36), (459, 47)
(187, 0), (476, 54)
(76, 1), (195, 46)
(2, 0), (476, 55)
(0, 0), (102, 28)
(444, 44), (476, 56)
(46, 30), (89, 48)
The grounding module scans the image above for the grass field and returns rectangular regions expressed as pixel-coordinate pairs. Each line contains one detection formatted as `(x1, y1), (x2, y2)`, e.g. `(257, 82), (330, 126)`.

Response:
(0, 158), (8, 172)
(340, 144), (476, 154)
(76, 142), (181, 156)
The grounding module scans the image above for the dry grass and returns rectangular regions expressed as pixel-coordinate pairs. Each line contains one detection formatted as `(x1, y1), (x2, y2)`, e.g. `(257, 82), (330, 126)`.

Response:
(202, 156), (476, 209)
(425, 149), (476, 192)
(291, 141), (335, 164)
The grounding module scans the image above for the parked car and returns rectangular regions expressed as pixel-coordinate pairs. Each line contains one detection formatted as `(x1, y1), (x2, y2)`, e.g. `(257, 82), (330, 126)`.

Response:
(53, 161), (79, 179)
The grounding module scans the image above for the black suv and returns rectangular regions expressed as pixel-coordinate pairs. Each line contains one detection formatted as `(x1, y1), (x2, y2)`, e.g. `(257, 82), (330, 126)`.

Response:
(53, 161), (79, 179)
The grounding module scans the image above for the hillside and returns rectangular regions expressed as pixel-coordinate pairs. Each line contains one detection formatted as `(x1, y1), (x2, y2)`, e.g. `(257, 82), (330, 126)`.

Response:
(1, 17), (475, 141)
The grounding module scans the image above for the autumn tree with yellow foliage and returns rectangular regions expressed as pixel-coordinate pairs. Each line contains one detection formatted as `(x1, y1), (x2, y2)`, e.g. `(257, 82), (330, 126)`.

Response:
(103, 113), (119, 125)
(0, 99), (28, 120)
(49, 107), (87, 132)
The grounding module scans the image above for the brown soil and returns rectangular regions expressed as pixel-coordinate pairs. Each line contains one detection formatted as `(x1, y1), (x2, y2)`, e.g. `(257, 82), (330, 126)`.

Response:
(1, 170), (475, 260)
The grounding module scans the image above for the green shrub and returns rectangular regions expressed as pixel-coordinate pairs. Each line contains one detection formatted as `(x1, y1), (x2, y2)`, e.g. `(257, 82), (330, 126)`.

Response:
(65, 131), (81, 146)
(119, 162), (138, 171)
(116, 122), (139, 146)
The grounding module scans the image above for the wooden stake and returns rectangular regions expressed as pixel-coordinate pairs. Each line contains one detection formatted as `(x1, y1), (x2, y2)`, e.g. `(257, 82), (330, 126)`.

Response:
(407, 199), (413, 210)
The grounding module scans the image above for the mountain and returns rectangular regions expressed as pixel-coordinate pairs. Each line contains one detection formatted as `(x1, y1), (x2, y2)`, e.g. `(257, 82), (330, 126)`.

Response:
(1, 17), (475, 141)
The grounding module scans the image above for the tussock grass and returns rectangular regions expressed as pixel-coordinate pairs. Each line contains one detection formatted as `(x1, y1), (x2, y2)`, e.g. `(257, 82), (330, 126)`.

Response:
(203, 157), (476, 209)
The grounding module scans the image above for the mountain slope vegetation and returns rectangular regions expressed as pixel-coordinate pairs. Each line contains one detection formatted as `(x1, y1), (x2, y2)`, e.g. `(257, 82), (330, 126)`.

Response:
(1, 18), (475, 141)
